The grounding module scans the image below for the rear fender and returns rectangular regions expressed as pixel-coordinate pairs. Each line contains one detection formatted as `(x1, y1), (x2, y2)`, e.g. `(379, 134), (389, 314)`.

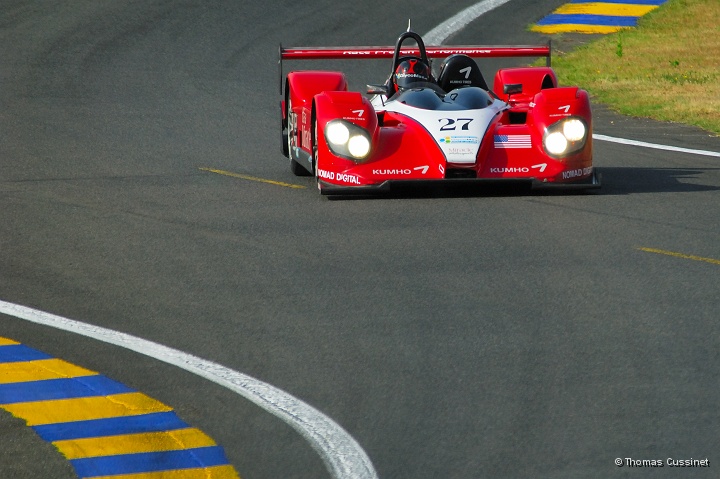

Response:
(286, 71), (348, 160)
(286, 71), (348, 108)
(493, 67), (557, 105)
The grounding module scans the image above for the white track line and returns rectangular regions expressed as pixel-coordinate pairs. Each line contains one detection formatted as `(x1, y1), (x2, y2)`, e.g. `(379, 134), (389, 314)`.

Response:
(0, 300), (377, 479)
(424, 0), (513, 45)
(593, 134), (720, 158)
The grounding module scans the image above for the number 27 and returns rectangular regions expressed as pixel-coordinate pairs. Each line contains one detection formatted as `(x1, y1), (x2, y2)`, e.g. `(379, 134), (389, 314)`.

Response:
(439, 118), (473, 131)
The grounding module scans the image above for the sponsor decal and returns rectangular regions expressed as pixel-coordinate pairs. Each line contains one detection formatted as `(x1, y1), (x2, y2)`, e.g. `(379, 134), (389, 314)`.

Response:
(300, 109), (311, 149)
(317, 169), (361, 184)
(432, 49), (491, 55)
(490, 167), (530, 174)
(550, 105), (573, 118)
(439, 136), (479, 144)
(562, 167), (593, 179)
(448, 147), (475, 155)
(490, 163), (548, 175)
(317, 169), (334, 180)
(395, 73), (426, 80)
(372, 165), (429, 176)
(373, 169), (411, 175)
(494, 134), (531, 149)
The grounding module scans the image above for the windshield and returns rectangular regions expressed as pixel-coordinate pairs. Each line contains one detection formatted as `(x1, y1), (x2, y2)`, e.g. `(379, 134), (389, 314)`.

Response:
(391, 85), (495, 111)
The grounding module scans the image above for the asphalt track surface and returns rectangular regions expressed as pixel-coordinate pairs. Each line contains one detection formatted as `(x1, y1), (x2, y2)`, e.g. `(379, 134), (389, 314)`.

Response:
(1, 1), (719, 478)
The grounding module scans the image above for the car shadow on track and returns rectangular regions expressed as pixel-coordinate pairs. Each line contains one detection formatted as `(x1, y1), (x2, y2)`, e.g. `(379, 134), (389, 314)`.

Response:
(325, 167), (720, 200)
(592, 167), (720, 196)
(325, 183), (536, 200)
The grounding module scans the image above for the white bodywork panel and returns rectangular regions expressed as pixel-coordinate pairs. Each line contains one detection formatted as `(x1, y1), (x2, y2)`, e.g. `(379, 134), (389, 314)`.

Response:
(371, 93), (506, 164)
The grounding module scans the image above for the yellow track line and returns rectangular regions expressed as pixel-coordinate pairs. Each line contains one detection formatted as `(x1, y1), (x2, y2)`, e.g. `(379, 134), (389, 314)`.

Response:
(638, 247), (720, 266)
(200, 167), (306, 189)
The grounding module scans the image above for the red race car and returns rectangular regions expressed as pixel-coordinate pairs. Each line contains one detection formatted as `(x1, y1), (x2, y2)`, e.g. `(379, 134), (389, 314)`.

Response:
(280, 29), (600, 195)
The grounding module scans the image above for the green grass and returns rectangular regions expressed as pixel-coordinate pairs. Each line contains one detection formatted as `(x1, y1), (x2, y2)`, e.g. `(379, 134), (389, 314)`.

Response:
(546, 0), (720, 135)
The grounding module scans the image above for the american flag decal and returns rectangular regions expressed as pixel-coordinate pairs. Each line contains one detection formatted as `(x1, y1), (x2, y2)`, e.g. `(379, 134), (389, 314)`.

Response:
(494, 134), (531, 149)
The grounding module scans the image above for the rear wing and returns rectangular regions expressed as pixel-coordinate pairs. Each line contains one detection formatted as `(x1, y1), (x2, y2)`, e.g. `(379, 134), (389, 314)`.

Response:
(278, 43), (552, 93)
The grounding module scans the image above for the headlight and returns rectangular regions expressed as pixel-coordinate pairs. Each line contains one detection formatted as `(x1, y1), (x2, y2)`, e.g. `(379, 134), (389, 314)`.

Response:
(324, 120), (372, 161)
(348, 135), (371, 158)
(543, 117), (588, 158)
(563, 119), (586, 142)
(544, 132), (568, 156)
(326, 122), (350, 146)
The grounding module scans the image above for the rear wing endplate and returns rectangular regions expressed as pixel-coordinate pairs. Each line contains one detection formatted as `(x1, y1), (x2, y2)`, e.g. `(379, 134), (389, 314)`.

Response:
(278, 43), (552, 94)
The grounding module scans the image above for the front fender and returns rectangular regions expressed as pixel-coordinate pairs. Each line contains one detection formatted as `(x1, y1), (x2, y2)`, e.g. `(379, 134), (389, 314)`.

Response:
(313, 92), (380, 185)
(314, 91), (378, 134)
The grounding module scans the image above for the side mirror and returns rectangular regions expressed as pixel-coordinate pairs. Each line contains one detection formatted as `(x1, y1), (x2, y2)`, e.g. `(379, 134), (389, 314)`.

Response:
(367, 84), (388, 95)
(503, 83), (523, 96)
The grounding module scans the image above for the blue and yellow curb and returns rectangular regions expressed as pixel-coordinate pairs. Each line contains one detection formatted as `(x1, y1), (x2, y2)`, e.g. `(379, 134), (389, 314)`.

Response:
(532, 0), (668, 34)
(0, 337), (241, 479)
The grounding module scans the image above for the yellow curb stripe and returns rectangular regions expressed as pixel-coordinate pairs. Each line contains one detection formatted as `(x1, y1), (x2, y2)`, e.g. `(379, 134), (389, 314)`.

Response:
(555, 3), (658, 16)
(200, 167), (306, 189)
(2, 392), (172, 426)
(88, 464), (241, 479)
(0, 358), (98, 384)
(55, 428), (218, 459)
(531, 24), (629, 34)
(638, 247), (720, 266)
(0, 338), (20, 346)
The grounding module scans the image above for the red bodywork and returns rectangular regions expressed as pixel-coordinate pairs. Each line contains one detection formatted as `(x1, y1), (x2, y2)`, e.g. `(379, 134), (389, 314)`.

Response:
(281, 40), (599, 194)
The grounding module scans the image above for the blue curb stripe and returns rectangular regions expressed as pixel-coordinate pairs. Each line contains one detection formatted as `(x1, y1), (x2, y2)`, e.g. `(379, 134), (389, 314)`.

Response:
(0, 375), (135, 405)
(70, 446), (231, 478)
(33, 411), (190, 442)
(0, 344), (53, 363)
(536, 13), (640, 27)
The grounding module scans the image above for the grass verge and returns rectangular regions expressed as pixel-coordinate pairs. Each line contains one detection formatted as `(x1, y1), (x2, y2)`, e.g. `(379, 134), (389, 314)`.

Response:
(546, 0), (720, 135)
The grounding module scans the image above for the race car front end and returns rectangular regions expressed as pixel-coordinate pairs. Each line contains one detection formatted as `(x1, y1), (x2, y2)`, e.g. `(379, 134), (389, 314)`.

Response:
(313, 91), (448, 194)
(483, 67), (600, 189)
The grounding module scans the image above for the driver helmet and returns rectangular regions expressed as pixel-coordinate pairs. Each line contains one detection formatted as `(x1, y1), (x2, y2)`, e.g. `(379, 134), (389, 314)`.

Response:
(393, 59), (432, 91)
